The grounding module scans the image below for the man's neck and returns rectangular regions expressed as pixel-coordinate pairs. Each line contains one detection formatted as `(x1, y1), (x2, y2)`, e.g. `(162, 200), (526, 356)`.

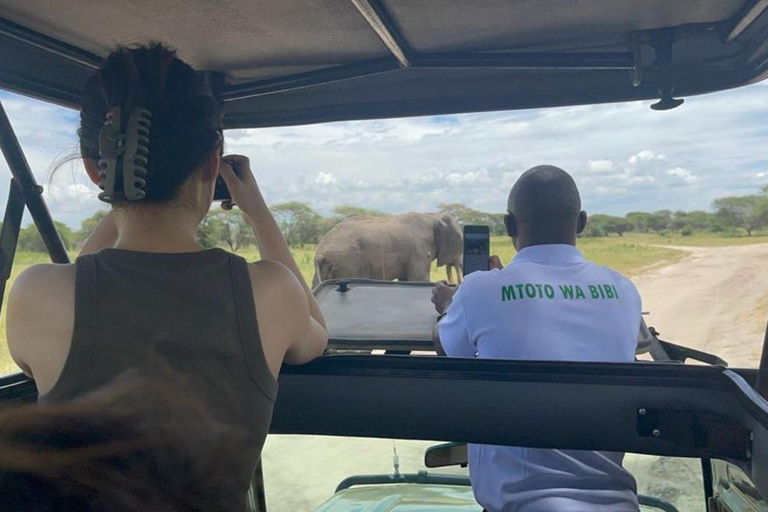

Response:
(515, 235), (577, 252)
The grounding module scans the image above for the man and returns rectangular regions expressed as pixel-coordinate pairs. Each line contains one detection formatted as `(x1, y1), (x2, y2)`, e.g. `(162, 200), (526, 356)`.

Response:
(432, 165), (641, 512)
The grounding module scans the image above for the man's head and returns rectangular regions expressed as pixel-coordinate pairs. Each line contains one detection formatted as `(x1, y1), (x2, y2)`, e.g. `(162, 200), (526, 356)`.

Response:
(504, 165), (587, 249)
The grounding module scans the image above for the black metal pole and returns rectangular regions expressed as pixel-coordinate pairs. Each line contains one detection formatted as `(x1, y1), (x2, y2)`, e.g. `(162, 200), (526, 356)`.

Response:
(0, 179), (25, 312)
(0, 97), (69, 263)
(757, 317), (768, 399)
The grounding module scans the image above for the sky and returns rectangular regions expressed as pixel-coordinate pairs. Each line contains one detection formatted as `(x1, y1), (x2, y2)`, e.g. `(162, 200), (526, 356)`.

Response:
(1, 80), (768, 229)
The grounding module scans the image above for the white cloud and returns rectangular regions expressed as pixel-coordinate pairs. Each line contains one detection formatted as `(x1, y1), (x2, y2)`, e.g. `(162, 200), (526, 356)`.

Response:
(3, 78), (768, 227)
(315, 172), (337, 185)
(666, 167), (698, 184)
(587, 159), (615, 172)
(628, 150), (667, 165)
(445, 168), (491, 187)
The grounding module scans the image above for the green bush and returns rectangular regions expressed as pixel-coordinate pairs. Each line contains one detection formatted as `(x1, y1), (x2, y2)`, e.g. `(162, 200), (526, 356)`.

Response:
(681, 225), (693, 236)
(657, 229), (671, 237)
(588, 227), (605, 237)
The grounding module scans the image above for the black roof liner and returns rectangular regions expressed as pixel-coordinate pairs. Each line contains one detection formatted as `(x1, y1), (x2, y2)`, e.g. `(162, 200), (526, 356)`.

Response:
(1, 0), (767, 127)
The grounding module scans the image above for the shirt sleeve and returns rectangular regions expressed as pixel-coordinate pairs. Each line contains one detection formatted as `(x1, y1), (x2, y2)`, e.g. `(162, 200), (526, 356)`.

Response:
(438, 282), (476, 358)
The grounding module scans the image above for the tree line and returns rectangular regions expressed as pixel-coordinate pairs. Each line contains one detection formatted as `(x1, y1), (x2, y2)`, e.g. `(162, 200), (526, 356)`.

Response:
(9, 188), (768, 253)
(587, 189), (768, 237)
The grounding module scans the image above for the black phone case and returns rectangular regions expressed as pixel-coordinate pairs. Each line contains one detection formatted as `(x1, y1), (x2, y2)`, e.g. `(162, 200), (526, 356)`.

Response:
(213, 175), (231, 200)
(214, 158), (237, 200)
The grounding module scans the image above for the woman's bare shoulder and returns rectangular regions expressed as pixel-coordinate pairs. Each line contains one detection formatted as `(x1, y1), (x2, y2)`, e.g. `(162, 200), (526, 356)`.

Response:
(11, 263), (76, 298)
(7, 263), (76, 376)
(247, 260), (298, 288)
(246, 261), (306, 312)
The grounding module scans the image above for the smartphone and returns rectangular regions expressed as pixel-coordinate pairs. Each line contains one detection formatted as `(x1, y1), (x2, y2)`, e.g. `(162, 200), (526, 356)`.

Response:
(463, 225), (490, 275)
(214, 158), (235, 201)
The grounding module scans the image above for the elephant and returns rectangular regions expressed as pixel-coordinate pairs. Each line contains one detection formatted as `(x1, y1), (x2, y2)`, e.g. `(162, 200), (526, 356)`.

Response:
(313, 212), (464, 286)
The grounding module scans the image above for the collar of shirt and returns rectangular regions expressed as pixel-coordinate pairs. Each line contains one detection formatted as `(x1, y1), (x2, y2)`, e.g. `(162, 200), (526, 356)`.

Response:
(510, 244), (585, 266)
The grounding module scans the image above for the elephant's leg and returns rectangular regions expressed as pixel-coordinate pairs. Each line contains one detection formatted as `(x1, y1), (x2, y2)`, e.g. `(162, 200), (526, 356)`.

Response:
(406, 260), (432, 282)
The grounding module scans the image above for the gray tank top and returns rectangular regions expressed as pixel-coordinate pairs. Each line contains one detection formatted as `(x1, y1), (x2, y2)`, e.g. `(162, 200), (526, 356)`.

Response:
(41, 248), (277, 502)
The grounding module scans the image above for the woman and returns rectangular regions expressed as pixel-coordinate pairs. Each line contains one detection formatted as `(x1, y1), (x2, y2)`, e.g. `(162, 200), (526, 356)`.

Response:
(6, 43), (327, 504)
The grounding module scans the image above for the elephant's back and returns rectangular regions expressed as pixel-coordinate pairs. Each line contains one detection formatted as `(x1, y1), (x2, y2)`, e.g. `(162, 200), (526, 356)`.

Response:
(320, 216), (403, 244)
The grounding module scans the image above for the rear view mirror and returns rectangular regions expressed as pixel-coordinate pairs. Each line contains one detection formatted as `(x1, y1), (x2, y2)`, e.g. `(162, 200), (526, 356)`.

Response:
(424, 442), (468, 468)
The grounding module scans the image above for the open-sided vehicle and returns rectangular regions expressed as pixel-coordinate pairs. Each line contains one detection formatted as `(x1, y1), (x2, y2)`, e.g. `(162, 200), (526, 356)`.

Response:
(2, 1), (768, 511)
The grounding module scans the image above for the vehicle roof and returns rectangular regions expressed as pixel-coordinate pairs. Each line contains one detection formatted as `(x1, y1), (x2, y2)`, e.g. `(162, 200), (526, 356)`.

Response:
(1, 1), (768, 128)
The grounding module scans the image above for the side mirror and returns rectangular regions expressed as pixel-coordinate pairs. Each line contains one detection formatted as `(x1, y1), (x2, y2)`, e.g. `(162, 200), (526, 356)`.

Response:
(424, 442), (468, 468)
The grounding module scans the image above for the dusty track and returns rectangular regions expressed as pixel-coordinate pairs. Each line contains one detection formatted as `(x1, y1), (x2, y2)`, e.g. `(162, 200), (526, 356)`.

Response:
(263, 244), (768, 510)
(635, 243), (768, 367)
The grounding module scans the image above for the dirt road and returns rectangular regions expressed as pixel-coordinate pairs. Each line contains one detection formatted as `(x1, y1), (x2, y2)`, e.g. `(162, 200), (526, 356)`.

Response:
(262, 243), (768, 511)
(635, 243), (768, 367)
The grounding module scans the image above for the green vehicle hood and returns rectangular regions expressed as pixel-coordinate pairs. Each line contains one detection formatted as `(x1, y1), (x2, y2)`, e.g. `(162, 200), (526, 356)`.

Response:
(313, 483), (482, 512)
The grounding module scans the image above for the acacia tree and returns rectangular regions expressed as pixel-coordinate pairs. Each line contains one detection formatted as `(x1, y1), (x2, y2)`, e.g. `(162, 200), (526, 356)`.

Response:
(588, 214), (633, 237)
(272, 202), (321, 247)
(333, 205), (385, 219)
(207, 210), (255, 251)
(713, 195), (768, 236)
(438, 203), (506, 235)
(626, 212), (654, 233)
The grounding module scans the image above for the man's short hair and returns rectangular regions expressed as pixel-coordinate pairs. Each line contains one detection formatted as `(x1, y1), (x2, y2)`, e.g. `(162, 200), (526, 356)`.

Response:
(507, 165), (581, 230)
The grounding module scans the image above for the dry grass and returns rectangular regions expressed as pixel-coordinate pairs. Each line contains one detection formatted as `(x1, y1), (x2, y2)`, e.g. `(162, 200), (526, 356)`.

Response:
(6, 232), (762, 375)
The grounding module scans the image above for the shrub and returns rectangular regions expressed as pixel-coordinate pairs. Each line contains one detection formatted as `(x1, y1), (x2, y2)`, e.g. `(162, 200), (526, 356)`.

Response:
(588, 227), (605, 237)
(657, 229), (671, 237)
(707, 222), (724, 233)
(681, 225), (693, 236)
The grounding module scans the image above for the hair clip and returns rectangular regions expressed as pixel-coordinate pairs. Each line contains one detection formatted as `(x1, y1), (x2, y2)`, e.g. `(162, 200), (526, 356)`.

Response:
(97, 106), (152, 202)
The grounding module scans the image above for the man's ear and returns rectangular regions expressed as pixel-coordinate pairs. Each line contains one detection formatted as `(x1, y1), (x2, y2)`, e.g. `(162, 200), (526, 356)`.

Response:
(576, 211), (588, 234)
(84, 159), (101, 186)
(504, 213), (517, 238)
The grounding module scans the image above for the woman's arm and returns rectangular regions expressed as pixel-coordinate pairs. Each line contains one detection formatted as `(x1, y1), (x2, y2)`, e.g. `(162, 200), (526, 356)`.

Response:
(79, 211), (117, 256)
(243, 200), (326, 329)
(219, 155), (327, 332)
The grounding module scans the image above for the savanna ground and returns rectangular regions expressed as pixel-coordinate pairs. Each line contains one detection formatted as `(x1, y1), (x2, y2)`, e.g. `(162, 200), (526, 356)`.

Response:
(2, 231), (768, 511)
(0, 233), (690, 374)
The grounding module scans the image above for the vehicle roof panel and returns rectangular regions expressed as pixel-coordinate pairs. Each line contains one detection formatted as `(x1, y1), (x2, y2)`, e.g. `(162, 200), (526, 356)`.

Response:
(0, 0), (389, 77)
(386, 0), (745, 53)
(1, 0), (767, 127)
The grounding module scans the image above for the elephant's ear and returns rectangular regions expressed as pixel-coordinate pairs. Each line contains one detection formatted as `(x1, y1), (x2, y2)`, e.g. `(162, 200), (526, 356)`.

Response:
(435, 214), (463, 266)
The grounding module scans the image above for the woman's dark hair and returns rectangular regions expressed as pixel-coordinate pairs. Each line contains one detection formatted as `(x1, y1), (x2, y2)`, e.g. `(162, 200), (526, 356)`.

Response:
(0, 374), (246, 512)
(79, 42), (223, 203)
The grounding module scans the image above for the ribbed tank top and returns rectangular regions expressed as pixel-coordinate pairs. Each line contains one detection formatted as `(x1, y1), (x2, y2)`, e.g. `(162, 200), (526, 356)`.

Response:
(40, 248), (277, 504)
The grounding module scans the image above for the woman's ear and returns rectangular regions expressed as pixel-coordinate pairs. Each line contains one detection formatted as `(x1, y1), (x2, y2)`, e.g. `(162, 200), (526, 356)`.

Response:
(84, 159), (101, 186)
(201, 150), (220, 184)
(204, 150), (221, 183)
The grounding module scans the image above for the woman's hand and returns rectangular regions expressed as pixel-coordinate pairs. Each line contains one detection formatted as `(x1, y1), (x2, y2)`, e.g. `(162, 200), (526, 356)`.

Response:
(218, 154), (265, 216)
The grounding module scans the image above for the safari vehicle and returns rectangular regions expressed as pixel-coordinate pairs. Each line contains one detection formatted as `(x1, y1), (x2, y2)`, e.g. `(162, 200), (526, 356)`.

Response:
(1, 1), (768, 511)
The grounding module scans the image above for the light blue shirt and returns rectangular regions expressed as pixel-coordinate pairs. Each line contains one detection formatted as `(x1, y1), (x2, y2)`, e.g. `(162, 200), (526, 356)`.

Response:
(439, 244), (641, 512)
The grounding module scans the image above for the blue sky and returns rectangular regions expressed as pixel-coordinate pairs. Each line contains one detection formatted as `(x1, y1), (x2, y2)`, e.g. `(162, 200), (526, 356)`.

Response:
(2, 81), (768, 229)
